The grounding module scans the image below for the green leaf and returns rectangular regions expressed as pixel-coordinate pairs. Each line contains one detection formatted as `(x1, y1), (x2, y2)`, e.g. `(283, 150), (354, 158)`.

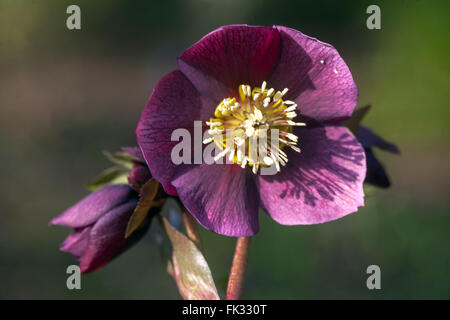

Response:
(163, 217), (220, 300)
(344, 104), (372, 134)
(87, 166), (129, 191)
(125, 178), (159, 238)
(103, 151), (137, 169)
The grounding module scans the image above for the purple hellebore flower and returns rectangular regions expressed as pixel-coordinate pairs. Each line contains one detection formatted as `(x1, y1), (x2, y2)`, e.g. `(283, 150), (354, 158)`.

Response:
(137, 25), (366, 237)
(357, 126), (400, 188)
(51, 184), (149, 273)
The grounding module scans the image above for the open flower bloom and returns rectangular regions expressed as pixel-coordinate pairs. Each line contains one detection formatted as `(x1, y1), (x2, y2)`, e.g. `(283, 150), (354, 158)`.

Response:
(51, 184), (147, 273)
(137, 25), (366, 236)
(357, 126), (400, 188)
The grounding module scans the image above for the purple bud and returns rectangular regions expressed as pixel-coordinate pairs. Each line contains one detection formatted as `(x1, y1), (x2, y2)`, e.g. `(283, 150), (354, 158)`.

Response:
(51, 184), (148, 273)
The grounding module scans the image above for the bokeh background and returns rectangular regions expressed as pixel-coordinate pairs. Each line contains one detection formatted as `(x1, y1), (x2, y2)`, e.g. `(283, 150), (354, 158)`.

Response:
(1, 0), (449, 299)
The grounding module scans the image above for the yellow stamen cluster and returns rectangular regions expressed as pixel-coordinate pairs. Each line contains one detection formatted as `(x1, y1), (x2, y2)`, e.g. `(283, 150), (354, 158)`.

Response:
(203, 82), (305, 174)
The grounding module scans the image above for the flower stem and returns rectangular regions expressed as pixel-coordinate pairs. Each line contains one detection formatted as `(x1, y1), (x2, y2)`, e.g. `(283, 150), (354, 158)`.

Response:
(182, 210), (203, 251)
(226, 237), (251, 300)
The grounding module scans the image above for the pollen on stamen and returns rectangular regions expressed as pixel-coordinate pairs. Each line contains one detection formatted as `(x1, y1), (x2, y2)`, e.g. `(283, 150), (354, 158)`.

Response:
(203, 81), (306, 174)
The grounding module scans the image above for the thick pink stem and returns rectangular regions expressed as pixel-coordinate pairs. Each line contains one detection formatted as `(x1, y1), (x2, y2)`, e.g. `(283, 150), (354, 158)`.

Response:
(225, 237), (251, 300)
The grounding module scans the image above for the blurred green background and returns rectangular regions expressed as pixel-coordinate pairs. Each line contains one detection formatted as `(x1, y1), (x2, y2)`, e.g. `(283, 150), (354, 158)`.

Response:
(1, 0), (449, 299)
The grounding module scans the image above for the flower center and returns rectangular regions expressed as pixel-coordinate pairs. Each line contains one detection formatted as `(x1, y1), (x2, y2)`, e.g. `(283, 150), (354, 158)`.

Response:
(203, 82), (306, 174)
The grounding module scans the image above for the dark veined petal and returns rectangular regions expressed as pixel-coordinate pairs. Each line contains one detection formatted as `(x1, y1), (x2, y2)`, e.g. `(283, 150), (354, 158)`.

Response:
(178, 25), (280, 101)
(50, 184), (134, 228)
(269, 26), (358, 123)
(79, 199), (138, 273)
(136, 70), (215, 195)
(171, 164), (259, 237)
(258, 125), (366, 225)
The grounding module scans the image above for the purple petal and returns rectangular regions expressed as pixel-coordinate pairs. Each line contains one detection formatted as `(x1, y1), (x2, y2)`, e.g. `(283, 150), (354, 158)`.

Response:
(79, 199), (137, 273)
(60, 227), (91, 260)
(269, 26), (358, 123)
(258, 125), (366, 225)
(178, 25), (280, 101)
(128, 164), (152, 192)
(51, 184), (134, 228)
(171, 164), (259, 237)
(136, 70), (215, 195)
(356, 126), (400, 154)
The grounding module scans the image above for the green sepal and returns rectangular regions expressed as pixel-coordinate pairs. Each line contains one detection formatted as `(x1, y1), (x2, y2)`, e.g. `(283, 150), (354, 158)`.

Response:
(125, 178), (159, 238)
(344, 104), (372, 134)
(103, 151), (138, 169)
(87, 166), (129, 191)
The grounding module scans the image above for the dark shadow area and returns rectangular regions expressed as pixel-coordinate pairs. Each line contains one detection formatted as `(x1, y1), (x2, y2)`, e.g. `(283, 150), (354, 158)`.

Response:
(261, 125), (365, 207)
